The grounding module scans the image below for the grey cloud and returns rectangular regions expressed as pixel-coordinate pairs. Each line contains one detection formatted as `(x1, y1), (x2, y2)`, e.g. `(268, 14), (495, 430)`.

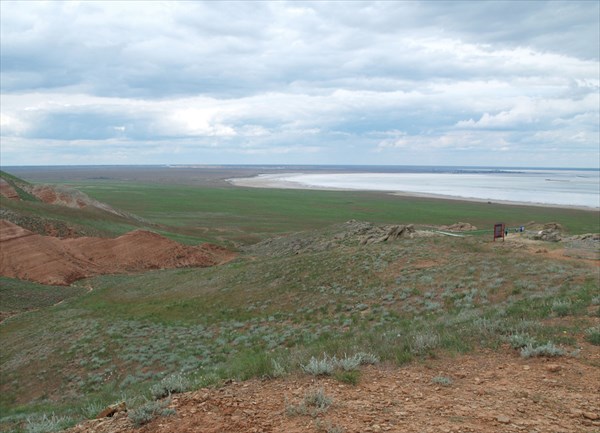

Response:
(3, 1), (597, 98)
(1, 1), (598, 167)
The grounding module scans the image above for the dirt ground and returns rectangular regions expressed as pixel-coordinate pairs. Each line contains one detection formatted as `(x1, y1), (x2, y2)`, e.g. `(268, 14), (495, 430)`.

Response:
(67, 346), (599, 433)
(0, 220), (235, 285)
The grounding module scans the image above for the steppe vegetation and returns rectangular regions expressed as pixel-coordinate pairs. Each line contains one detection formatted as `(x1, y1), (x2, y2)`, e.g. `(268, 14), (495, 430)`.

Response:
(1, 171), (598, 432)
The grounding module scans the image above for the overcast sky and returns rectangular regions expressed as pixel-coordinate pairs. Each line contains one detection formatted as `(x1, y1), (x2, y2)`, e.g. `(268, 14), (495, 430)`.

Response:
(1, 1), (599, 167)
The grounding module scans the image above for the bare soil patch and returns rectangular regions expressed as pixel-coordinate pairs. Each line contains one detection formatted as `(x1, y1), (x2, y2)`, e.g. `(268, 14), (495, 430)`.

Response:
(0, 220), (235, 285)
(503, 234), (600, 266)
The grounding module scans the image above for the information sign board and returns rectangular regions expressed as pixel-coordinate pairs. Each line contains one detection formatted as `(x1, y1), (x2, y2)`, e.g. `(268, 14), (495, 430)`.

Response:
(494, 223), (505, 241)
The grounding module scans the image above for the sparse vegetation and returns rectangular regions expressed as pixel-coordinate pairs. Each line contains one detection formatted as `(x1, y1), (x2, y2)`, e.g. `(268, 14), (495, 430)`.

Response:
(24, 413), (72, 433)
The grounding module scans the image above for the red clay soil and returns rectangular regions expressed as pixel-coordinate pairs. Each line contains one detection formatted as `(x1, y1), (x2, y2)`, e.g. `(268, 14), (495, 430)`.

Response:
(0, 178), (20, 200)
(0, 220), (235, 285)
(67, 348), (600, 433)
(30, 185), (91, 208)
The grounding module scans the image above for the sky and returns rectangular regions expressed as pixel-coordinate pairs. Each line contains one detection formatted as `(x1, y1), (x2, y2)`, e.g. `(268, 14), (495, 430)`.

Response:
(1, 1), (599, 167)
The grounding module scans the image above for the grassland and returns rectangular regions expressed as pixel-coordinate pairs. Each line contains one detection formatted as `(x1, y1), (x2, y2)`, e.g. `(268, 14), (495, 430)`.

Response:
(1, 174), (598, 432)
(63, 180), (600, 242)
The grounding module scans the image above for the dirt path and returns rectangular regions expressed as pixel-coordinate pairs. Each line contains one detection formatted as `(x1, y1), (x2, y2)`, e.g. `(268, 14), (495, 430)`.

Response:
(68, 347), (600, 433)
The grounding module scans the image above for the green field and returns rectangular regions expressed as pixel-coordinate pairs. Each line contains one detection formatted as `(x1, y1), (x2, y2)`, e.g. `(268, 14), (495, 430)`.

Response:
(1, 176), (598, 432)
(67, 180), (600, 243)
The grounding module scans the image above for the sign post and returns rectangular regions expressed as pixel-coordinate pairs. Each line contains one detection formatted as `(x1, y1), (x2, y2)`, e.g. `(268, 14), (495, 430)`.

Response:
(493, 223), (505, 242)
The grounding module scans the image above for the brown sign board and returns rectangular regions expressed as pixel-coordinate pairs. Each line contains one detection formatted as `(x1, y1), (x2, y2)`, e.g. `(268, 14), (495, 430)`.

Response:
(494, 223), (505, 241)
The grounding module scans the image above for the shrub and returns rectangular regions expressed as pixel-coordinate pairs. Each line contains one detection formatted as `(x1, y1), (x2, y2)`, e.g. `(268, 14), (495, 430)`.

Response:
(410, 331), (440, 355)
(285, 388), (333, 417)
(304, 388), (333, 411)
(353, 351), (380, 365)
(584, 326), (600, 345)
(128, 399), (176, 427)
(520, 342), (566, 358)
(334, 370), (360, 385)
(507, 333), (536, 349)
(79, 401), (106, 419)
(271, 359), (287, 378)
(302, 355), (336, 376)
(551, 299), (572, 317)
(431, 376), (453, 386)
(335, 354), (361, 371)
(150, 373), (190, 399)
(316, 420), (344, 433)
(301, 352), (380, 376)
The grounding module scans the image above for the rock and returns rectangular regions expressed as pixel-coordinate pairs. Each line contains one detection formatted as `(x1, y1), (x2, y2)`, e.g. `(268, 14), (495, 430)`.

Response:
(533, 229), (562, 242)
(569, 409), (583, 418)
(97, 401), (126, 418)
(543, 222), (563, 231)
(496, 415), (510, 424)
(360, 224), (415, 244)
(439, 222), (477, 232)
(545, 364), (561, 373)
(530, 223), (564, 242)
(583, 412), (599, 420)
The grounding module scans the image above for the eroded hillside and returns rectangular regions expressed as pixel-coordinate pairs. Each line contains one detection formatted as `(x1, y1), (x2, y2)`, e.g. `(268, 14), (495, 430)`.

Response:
(0, 220), (235, 285)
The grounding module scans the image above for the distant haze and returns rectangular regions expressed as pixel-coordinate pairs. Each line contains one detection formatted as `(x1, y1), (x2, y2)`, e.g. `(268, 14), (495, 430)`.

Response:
(1, 1), (599, 167)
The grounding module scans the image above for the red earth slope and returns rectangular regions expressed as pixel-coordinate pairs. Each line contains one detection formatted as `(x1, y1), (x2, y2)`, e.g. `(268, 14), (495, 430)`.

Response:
(0, 220), (235, 285)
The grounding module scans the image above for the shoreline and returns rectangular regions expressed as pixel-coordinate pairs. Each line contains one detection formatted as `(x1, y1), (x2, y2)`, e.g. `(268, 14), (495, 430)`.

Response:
(227, 173), (600, 212)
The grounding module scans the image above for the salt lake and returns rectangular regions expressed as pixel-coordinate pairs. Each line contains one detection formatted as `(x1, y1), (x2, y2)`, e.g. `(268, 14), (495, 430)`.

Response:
(230, 168), (600, 209)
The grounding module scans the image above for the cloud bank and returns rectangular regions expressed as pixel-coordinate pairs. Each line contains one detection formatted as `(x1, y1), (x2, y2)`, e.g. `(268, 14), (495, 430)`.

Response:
(1, 1), (598, 167)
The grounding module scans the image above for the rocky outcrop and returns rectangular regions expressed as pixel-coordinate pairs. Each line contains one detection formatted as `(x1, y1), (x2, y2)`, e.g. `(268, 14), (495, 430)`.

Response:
(532, 223), (565, 242)
(245, 221), (425, 257)
(439, 222), (477, 232)
(359, 224), (415, 244)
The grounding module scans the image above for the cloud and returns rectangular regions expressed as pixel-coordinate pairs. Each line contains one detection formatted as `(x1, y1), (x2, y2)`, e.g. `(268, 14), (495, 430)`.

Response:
(0, 1), (598, 167)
